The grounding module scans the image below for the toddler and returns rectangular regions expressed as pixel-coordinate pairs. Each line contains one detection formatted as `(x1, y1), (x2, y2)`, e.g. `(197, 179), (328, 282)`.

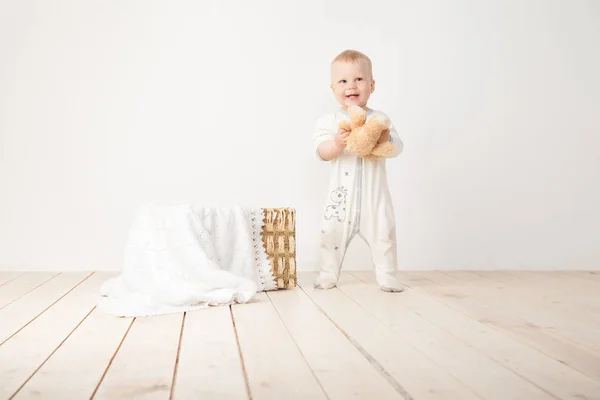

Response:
(313, 49), (404, 292)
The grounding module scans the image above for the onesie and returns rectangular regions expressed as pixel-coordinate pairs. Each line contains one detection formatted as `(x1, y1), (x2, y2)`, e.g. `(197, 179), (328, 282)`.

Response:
(313, 107), (403, 290)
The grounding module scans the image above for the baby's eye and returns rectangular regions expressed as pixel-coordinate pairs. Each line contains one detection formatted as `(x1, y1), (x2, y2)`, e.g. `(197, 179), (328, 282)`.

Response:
(357, 77), (362, 81)
(339, 79), (347, 84)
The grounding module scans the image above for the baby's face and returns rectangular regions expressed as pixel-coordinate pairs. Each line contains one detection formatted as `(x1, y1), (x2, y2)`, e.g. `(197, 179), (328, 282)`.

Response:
(330, 60), (374, 109)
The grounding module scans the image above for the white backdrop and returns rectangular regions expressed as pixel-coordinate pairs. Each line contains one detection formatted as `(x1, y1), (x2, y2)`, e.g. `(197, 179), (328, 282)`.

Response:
(1, 0), (599, 271)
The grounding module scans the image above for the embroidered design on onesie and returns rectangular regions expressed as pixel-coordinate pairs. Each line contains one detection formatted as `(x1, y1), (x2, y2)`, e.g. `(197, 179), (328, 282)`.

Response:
(324, 187), (347, 222)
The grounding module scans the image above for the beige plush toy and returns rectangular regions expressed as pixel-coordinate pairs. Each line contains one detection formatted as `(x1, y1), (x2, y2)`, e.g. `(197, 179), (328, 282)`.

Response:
(339, 105), (395, 159)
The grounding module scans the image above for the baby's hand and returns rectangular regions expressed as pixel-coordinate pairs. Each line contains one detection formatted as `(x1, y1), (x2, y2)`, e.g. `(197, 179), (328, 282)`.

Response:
(377, 129), (390, 144)
(334, 128), (350, 149)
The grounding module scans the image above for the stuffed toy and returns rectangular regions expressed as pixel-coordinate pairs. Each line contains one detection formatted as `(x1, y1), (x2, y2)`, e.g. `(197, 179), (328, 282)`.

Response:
(339, 105), (395, 159)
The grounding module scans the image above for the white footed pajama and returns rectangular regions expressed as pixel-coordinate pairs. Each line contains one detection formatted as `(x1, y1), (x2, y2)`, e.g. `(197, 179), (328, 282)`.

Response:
(313, 108), (403, 290)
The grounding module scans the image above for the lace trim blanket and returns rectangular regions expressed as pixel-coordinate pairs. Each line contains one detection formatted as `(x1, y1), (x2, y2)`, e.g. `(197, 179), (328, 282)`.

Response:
(97, 204), (276, 317)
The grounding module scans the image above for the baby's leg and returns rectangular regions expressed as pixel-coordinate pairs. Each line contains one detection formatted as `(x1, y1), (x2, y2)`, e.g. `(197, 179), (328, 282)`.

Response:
(315, 219), (354, 290)
(359, 204), (404, 292)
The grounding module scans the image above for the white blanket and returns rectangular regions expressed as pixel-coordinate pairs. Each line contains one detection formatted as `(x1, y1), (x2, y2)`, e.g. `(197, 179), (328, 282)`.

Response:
(97, 204), (276, 317)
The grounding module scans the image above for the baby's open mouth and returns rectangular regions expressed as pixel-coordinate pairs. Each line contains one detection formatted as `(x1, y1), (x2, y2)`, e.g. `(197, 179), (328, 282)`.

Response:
(346, 94), (359, 99)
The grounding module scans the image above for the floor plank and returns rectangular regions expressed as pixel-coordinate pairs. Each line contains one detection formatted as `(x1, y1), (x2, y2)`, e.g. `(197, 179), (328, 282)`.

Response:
(231, 291), (327, 400)
(477, 271), (600, 329)
(267, 286), (403, 399)
(13, 305), (131, 400)
(399, 271), (600, 382)
(0, 272), (26, 287)
(3, 271), (598, 400)
(171, 307), (248, 400)
(0, 272), (58, 310)
(505, 271), (600, 307)
(352, 272), (600, 400)
(0, 273), (105, 399)
(338, 273), (555, 400)
(297, 273), (481, 400)
(0, 272), (92, 344)
(570, 271), (600, 282)
(92, 313), (183, 400)
(449, 271), (600, 326)
(416, 271), (600, 354)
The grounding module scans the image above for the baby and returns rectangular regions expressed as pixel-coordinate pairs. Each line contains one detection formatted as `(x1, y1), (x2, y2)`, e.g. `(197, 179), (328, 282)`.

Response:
(313, 49), (404, 292)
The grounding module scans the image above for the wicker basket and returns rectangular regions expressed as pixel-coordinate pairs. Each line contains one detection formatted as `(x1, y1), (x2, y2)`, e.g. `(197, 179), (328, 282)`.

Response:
(261, 208), (296, 289)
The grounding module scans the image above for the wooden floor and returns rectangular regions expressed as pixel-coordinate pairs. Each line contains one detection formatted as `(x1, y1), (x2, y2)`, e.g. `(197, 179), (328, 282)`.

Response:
(0, 271), (599, 400)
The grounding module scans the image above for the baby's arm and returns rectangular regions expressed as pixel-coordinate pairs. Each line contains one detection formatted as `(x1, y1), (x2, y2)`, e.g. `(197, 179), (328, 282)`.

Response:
(385, 122), (404, 158)
(318, 138), (345, 161)
(314, 115), (347, 161)
(374, 112), (403, 158)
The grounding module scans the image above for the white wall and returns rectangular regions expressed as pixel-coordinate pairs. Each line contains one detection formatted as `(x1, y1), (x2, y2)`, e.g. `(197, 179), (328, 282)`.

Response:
(1, 0), (599, 272)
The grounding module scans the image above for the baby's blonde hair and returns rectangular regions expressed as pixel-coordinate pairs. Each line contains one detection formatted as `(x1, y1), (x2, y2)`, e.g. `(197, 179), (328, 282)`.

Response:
(332, 49), (373, 76)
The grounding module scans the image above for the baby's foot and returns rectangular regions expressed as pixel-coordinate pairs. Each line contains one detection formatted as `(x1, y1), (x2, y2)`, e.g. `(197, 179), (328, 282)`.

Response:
(314, 281), (336, 290)
(314, 272), (337, 290)
(376, 271), (404, 293)
(380, 285), (404, 293)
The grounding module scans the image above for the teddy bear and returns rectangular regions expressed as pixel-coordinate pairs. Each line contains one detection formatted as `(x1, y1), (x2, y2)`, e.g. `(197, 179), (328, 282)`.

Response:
(338, 105), (395, 159)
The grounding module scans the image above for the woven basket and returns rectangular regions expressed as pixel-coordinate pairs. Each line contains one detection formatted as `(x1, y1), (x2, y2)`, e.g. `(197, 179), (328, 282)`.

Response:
(261, 208), (296, 289)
